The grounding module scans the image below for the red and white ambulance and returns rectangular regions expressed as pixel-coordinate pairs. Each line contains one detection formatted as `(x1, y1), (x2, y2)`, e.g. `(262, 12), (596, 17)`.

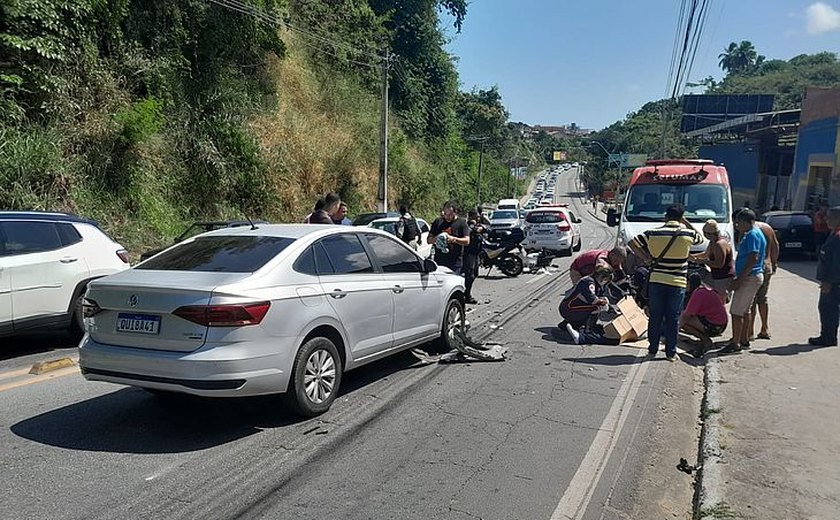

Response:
(607, 159), (734, 252)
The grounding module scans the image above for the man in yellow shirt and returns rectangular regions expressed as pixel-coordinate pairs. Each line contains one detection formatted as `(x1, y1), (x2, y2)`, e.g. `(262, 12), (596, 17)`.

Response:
(629, 204), (704, 361)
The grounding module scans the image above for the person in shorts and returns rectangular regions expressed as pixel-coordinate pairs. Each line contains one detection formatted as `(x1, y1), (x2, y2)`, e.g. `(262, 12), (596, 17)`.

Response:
(680, 273), (727, 357)
(722, 209), (766, 353)
(749, 219), (779, 339)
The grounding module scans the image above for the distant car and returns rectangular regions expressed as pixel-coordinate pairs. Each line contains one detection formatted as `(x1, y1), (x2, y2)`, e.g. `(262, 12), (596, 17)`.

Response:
(762, 211), (816, 255)
(352, 212), (400, 227)
(489, 209), (522, 230)
(523, 206), (582, 255)
(140, 220), (268, 261)
(368, 216), (432, 258)
(0, 211), (129, 339)
(79, 225), (466, 417)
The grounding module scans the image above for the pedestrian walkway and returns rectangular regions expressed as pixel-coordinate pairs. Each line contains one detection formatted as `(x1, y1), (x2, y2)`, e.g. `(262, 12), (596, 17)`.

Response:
(699, 262), (840, 519)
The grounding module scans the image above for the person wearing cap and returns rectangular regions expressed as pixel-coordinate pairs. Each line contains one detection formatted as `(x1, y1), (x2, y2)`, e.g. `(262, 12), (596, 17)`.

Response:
(680, 272), (728, 357)
(690, 219), (734, 298)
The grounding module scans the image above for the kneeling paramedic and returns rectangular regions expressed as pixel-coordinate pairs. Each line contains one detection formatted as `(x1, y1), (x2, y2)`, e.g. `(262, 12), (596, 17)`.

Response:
(560, 265), (620, 345)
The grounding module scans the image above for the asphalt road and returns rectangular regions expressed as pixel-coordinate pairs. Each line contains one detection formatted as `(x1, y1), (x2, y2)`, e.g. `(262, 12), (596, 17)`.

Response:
(0, 168), (682, 520)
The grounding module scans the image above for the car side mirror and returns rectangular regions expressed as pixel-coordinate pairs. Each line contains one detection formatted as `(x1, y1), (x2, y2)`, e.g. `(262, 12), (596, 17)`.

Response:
(574, 217), (582, 224)
(423, 258), (437, 273)
(606, 208), (619, 227)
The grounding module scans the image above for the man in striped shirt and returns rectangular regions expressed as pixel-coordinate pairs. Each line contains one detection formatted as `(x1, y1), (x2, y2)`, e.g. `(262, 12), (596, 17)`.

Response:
(629, 204), (704, 361)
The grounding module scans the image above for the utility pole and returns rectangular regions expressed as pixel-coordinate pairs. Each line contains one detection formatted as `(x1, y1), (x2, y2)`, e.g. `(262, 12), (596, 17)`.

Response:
(377, 49), (390, 212)
(476, 138), (485, 208)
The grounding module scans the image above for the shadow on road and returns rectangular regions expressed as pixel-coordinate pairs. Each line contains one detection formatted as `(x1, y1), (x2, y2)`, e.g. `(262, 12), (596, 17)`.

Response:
(750, 342), (834, 356)
(780, 259), (818, 283)
(562, 354), (643, 366)
(10, 351), (424, 454)
(0, 331), (78, 362)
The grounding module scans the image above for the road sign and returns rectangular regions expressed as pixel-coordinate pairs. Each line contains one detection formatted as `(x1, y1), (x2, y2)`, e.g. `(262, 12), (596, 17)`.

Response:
(608, 153), (647, 168)
(552, 151), (567, 162)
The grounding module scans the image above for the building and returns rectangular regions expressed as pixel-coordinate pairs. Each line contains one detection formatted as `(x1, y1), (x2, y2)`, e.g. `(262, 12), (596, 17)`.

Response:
(788, 87), (840, 210)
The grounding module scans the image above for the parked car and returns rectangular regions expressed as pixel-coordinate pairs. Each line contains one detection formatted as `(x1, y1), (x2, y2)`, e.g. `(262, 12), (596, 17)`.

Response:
(79, 225), (465, 416)
(522, 205), (582, 255)
(762, 211), (816, 256)
(489, 209), (522, 230)
(352, 212), (400, 227)
(367, 216), (432, 258)
(140, 220), (268, 261)
(0, 211), (129, 339)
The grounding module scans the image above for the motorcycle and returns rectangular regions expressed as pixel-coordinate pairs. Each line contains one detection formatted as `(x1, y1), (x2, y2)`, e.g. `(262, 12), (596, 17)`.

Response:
(479, 227), (526, 277)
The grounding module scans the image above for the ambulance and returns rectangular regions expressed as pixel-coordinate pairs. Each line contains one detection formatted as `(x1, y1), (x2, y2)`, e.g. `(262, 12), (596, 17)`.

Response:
(607, 159), (734, 252)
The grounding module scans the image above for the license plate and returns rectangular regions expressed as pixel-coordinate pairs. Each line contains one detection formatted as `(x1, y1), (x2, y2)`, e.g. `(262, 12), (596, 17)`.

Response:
(785, 242), (802, 248)
(535, 229), (553, 235)
(117, 313), (161, 335)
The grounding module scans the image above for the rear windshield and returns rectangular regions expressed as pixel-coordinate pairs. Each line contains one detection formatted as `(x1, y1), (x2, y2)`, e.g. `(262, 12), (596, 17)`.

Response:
(493, 210), (518, 219)
(766, 214), (812, 228)
(526, 211), (565, 224)
(138, 235), (294, 272)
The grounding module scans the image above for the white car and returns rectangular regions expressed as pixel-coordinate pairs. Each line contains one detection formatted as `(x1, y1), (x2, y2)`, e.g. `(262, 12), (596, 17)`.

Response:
(0, 212), (129, 339)
(489, 209), (522, 230)
(79, 225), (465, 416)
(523, 206), (582, 255)
(367, 217), (431, 258)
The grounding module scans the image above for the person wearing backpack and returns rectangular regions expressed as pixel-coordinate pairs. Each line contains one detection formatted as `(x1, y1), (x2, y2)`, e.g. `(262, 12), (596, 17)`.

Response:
(396, 204), (420, 250)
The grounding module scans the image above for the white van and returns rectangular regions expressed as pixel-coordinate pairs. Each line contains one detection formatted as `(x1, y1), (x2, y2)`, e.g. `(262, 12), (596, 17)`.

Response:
(496, 198), (520, 212)
(607, 159), (734, 252)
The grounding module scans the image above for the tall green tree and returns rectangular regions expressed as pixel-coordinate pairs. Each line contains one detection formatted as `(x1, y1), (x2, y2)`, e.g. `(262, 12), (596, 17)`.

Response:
(718, 40), (764, 75)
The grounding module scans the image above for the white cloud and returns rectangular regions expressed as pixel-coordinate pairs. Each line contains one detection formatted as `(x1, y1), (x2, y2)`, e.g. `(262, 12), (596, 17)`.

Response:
(806, 2), (840, 34)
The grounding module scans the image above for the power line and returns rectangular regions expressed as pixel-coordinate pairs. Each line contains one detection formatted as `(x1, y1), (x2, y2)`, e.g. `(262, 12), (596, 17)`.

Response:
(206, 0), (387, 63)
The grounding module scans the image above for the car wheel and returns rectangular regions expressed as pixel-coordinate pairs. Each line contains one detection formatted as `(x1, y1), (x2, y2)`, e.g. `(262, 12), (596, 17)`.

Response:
(288, 337), (342, 417)
(433, 297), (464, 353)
(68, 293), (85, 342)
(573, 235), (582, 252)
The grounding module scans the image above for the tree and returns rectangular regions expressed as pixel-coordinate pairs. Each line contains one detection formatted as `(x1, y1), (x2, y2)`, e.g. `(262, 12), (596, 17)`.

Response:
(718, 40), (763, 75)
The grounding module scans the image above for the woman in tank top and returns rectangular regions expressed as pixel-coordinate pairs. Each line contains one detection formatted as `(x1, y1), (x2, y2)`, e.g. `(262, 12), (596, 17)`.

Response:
(691, 219), (734, 297)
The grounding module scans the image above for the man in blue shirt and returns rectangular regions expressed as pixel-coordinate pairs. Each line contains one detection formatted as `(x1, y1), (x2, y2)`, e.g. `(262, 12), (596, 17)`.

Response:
(722, 209), (766, 353)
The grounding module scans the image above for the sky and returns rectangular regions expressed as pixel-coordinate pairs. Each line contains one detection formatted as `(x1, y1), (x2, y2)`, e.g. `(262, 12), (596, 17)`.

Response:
(444, 0), (840, 130)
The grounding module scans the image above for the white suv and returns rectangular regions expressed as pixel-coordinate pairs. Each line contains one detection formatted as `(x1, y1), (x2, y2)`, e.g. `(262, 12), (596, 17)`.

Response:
(0, 212), (129, 339)
(523, 205), (582, 255)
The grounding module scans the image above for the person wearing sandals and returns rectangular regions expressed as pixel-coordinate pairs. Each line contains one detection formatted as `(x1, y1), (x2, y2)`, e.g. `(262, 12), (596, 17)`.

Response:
(680, 272), (727, 357)
(749, 219), (780, 340)
(691, 219), (734, 300)
(722, 209), (767, 353)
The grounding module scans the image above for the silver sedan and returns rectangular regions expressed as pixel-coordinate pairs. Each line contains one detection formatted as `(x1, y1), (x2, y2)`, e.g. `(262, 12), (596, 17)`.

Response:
(79, 225), (465, 416)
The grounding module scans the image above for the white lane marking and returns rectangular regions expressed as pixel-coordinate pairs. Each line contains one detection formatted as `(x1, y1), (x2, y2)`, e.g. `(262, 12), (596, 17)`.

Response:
(550, 349), (649, 520)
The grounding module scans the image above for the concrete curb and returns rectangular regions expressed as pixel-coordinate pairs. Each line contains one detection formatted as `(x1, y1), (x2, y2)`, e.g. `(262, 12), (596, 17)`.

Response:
(695, 358), (726, 519)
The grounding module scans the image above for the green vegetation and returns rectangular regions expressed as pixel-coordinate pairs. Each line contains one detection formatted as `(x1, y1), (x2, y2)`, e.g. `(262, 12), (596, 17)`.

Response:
(699, 502), (740, 519)
(0, 0), (533, 256)
(580, 42), (840, 197)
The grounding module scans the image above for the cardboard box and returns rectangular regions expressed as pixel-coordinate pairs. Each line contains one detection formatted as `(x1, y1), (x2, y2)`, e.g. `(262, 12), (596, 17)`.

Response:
(603, 297), (648, 343)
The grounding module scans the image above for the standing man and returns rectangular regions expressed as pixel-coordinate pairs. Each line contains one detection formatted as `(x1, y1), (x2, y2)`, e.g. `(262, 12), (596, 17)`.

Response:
(463, 210), (486, 305)
(750, 218), (780, 340)
(629, 204), (704, 361)
(428, 200), (470, 274)
(809, 206), (840, 347)
(308, 192), (341, 224)
(396, 204), (420, 250)
(722, 209), (766, 353)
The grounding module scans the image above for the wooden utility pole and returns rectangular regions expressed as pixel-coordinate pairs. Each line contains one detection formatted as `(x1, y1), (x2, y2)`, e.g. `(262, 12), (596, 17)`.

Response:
(377, 49), (390, 212)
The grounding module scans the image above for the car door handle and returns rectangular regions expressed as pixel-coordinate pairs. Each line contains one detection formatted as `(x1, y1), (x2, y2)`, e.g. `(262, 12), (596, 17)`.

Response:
(329, 289), (346, 299)
(392, 285), (404, 294)
(59, 256), (78, 264)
